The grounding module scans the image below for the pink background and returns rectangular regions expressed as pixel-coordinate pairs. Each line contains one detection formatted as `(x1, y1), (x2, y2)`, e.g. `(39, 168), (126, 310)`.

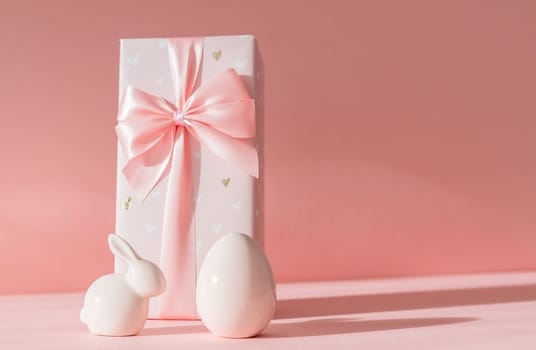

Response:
(1, 1), (535, 294)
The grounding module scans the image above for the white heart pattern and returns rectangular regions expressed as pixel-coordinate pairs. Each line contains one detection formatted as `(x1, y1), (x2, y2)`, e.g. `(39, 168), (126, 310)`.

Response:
(196, 239), (202, 255)
(211, 223), (223, 235)
(158, 39), (167, 48)
(128, 52), (141, 66)
(235, 58), (246, 70)
(155, 76), (164, 85)
(144, 224), (157, 233)
(232, 200), (241, 211)
(150, 188), (161, 199)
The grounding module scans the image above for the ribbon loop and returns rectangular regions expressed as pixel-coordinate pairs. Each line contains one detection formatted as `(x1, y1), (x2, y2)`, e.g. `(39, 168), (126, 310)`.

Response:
(117, 45), (258, 201)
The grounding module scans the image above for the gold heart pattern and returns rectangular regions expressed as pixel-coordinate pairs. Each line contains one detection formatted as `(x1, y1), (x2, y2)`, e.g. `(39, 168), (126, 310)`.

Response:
(121, 196), (132, 210)
(222, 178), (231, 187)
(212, 50), (222, 61)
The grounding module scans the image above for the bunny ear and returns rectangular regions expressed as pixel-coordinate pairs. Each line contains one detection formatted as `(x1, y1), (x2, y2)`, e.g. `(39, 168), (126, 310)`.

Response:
(108, 234), (140, 264)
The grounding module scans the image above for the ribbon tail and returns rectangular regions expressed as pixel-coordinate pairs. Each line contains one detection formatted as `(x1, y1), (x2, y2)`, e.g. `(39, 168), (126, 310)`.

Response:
(158, 128), (197, 318)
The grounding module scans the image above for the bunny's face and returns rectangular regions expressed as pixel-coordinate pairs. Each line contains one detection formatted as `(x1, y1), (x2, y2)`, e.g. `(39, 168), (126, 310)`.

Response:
(127, 260), (166, 297)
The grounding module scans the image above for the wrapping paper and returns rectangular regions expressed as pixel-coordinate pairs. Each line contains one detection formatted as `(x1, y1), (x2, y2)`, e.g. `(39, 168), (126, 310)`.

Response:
(114, 35), (263, 319)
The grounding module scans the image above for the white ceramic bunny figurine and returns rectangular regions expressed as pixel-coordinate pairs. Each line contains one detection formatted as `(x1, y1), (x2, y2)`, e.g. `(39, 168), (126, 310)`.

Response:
(80, 234), (166, 336)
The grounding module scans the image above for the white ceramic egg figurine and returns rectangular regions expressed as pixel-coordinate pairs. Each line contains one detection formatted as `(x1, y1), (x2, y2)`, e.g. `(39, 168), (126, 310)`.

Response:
(196, 233), (276, 338)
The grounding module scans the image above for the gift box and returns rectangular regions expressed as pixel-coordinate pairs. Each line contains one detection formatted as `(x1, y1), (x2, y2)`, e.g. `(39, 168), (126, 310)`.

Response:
(114, 35), (264, 319)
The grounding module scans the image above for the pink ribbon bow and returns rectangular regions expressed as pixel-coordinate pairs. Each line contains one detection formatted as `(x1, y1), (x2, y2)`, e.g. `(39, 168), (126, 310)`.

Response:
(116, 38), (258, 318)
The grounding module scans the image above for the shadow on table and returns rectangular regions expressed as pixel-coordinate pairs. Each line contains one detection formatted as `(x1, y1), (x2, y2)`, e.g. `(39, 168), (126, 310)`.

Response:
(139, 283), (534, 337)
(262, 316), (477, 338)
(275, 283), (536, 319)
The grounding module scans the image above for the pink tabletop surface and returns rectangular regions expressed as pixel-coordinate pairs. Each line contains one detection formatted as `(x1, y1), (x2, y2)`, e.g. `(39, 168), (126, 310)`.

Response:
(1, 272), (535, 349)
